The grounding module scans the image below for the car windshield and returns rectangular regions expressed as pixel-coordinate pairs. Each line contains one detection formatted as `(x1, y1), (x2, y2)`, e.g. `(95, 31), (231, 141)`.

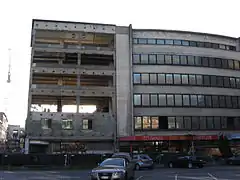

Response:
(99, 159), (124, 167)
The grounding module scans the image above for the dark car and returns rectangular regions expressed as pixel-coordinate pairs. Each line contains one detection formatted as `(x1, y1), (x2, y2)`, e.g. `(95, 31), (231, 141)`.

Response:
(90, 158), (135, 180)
(226, 156), (240, 165)
(168, 156), (206, 169)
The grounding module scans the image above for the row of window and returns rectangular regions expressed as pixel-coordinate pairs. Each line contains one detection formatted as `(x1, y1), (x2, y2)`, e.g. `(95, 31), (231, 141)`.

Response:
(133, 73), (240, 89)
(134, 116), (240, 130)
(133, 38), (236, 51)
(133, 94), (240, 109)
(41, 118), (92, 130)
(133, 54), (240, 71)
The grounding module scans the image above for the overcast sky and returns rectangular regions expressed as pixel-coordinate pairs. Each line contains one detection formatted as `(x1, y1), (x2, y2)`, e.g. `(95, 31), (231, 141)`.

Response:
(0, 0), (239, 127)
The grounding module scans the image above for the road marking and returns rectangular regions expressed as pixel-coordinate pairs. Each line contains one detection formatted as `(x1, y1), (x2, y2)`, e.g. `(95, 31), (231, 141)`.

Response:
(136, 176), (144, 180)
(208, 173), (218, 180)
(175, 174), (178, 180)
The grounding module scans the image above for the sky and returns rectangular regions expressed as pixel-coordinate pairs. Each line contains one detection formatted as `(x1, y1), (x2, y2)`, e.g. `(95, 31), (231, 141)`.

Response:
(0, 0), (239, 127)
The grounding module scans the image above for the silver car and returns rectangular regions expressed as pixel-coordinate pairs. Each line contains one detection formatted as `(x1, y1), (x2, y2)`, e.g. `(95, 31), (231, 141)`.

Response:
(90, 158), (135, 180)
(133, 154), (154, 170)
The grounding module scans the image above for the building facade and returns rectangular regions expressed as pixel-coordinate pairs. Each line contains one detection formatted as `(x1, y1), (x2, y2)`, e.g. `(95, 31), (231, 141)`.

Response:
(25, 19), (240, 154)
(0, 112), (8, 152)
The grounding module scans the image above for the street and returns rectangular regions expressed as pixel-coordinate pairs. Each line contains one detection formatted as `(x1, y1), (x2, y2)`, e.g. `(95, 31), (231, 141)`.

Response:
(0, 166), (240, 179)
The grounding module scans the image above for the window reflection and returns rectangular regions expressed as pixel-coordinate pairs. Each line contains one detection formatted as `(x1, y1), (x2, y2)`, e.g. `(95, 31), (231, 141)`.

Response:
(143, 116), (151, 129)
(151, 117), (159, 129)
(133, 54), (140, 64)
(175, 95), (182, 106)
(172, 55), (180, 64)
(134, 94), (141, 106)
(176, 117), (184, 129)
(149, 54), (157, 64)
(174, 74), (181, 84)
(159, 94), (166, 106)
(133, 74), (141, 84)
(142, 94), (150, 106)
(158, 74), (165, 84)
(168, 117), (176, 129)
(167, 95), (174, 106)
(157, 39), (165, 44)
(149, 74), (157, 84)
(181, 75), (188, 84)
(157, 54), (165, 64)
(150, 94), (158, 106)
(166, 74), (173, 84)
(165, 55), (172, 64)
(141, 54), (148, 64)
(147, 39), (156, 44)
(165, 39), (174, 45)
(141, 73), (149, 84)
(182, 40), (189, 46)
(134, 117), (142, 129)
(174, 40), (182, 45)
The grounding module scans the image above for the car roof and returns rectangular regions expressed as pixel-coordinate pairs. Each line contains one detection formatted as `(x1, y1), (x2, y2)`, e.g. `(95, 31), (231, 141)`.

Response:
(103, 158), (125, 161)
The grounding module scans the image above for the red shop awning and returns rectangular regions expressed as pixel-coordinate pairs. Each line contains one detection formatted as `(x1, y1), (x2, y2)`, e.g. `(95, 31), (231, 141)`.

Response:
(119, 135), (218, 141)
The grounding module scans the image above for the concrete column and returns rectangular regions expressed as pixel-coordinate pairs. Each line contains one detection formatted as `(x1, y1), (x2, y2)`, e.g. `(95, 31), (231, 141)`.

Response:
(237, 38), (240, 52)
(57, 99), (62, 112)
(76, 53), (81, 113)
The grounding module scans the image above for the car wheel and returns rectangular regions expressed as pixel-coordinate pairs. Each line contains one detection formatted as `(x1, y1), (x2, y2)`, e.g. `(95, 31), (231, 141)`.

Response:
(135, 164), (140, 171)
(168, 162), (173, 168)
(188, 162), (193, 169)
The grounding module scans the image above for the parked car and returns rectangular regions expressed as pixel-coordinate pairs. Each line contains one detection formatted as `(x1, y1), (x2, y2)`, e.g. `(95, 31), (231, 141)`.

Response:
(167, 156), (206, 169)
(132, 154), (154, 170)
(226, 156), (240, 165)
(90, 158), (135, 180)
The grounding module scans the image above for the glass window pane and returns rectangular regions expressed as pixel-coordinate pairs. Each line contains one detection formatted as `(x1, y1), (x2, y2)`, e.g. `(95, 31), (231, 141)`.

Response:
(202, 57), (209, 67)
(174, 40), (182, 45)
(190, 41), (197, 47)
(138, 38), (147, 44)
(168, 117), (176, 129)
(167, 94), (174, 106)
(149, 54), (157, 64)
(150, 94), (158, 106)
(174, 74), (181, 84)
(158, 74), (165, 84)
(184, 117), (191, 129)
(134, 94), (141, 106)
(210, 76), (217, 86)
(199, 117), (206, 129)
(197, 41), (204, 47)
(203, 75), (210, 86)
(182, 40), (190, 46)
(225, 96), (232, 108)
(183, 95), (190, 106)
(165, 39), (174, 45)
(222, 59), (228, 68)
(224, 77), (230, 87)
(219, 44), (226, 50)
(232, 96), (238, 108)
(165, 55), (172, 64)
(175, 95), (182, 106)
(195, 56), (202, 66)
(198, 95), (205, 107)
(157, 39), (165, 45)
(196, 75), (203, 85)
(188, 56), (195, 65)
(159, 95), (166, 106)
(157, 54), (165, 64)
(141, 54), (148, 64)
(180, 56), (187, 65)
(209, 58), (216, 67)
(189, 75), (196, 85)
(204, 42), (212, 48)
(230, 77), (236, 88)
(212, 43), (219, 49)
(234, 60), (240, 70)
(192, 117), (200, 129)
(212, 96), (219, 108)
(221, 117), (227, 129)
(214, 117), (221, 129)
(166, 74), (173, 84)
(190, 95), (198, 106)
(176, 116), (184, 129)
(147, 39), (156, 44)
(207, 117), (214, 129)
(133, 38), (138, 44)
(236, 78), (240, 89)
(205, 95), (212, 108)
(216, 76), (224, 87)
(181, 75), (189, 84)
(133, 73), (141, 84)
(141, 74), (149, 84)
(133, 54), (140, 64)
(219, 96), (226, 108)
(134, 117), (142, 130)
(142, 94), (150, 106)
(151, 117), (159, 129)
(215, 58), (222, 68)
(149, 74), (157, 84)
(228, 59), (234, 69)
(143, 116), (151, 129)
(172, 55), (180, 64)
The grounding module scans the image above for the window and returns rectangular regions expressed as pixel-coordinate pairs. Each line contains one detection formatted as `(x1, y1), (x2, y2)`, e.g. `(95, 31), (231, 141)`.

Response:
(141, 55), (148, 64)
(174, 74), (181, 84)
(174, 40), (182, 45)
(143, 116), (151, 129)
(133, 54), (140, 64)
(195, 56), (202, 66)
(167, 95), (174, 106)
(180, 56), (187, 65)
(192, 117), (199, 129)
(62, 119), (73, 130)
(232, 96), (238, 108)
(202, 57), (209, 67)
(158, 74), (165, 84)
(142, 94), (150, 106)
(82, 119), (92, 130)
(150, 94), (158, 106)
(134, 117), (142, 130)
(219, 44), (226, 50)
(133, 38), (138, 44)
(210, 76), (217, 86)
(216, 76), (224, 87)
(224, 77), (230, 87)
(207, 117), (214, 129)
(182, 40), (190, 46)
(183, 95), (190, 106)
(230, 78), (236, 88)
(172, 55), (180, 64)
(203, 75), (210, 86)
(197, 41), (204, 47)
(184, 117), (191, 129)
(134, 94), (141, 106)
(188, 56), (195, 65)
(205, 95), (212, 107)
(190, 41), (197, 47)
(147, 39), (156, 44)
(209, 58), (216, 67)
(165, 39), (174, 45)
(196, 75), (203, 85)
(149, 54), (157, 64)
(214, 117), (221, 129)
(165, 55), (172, 64)
(219, 96), (225, 108)
(151, 117), (159, 129)
(199, 117), (206, 129)
(149, 74), (157, 84)
(141, 74), (149, 84)
(175, 95), (182, 106)
(212, 96), (219, 108)
(190, 95), (198, 106)
(157, 39), (165, 45)
(159, 94), (166, 106)
(234, 60), (240, 70)
(133, 74), (141, 84)
(226, 96), (232, 108)
(138, 38), (147, 44)
(198, 95), (205, 107)
(166, 74), (173, 84)
(189, 75), (196, 85)
(237, 78), (240, 89)
(181, 75), (188, 84)
(176, 117), (184, 129)
(168, 117), (176, 129)
(157, 54), (165, 64)
(41, 118), (52, 129)
(228, 60), (234, 69)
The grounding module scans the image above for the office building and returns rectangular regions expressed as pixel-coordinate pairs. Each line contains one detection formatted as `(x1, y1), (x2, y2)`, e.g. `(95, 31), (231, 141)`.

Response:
(25, 19), (240, 153)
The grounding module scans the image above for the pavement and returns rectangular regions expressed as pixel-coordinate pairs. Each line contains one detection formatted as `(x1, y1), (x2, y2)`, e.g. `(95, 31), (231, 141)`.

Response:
(0, 165), (240, 179)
